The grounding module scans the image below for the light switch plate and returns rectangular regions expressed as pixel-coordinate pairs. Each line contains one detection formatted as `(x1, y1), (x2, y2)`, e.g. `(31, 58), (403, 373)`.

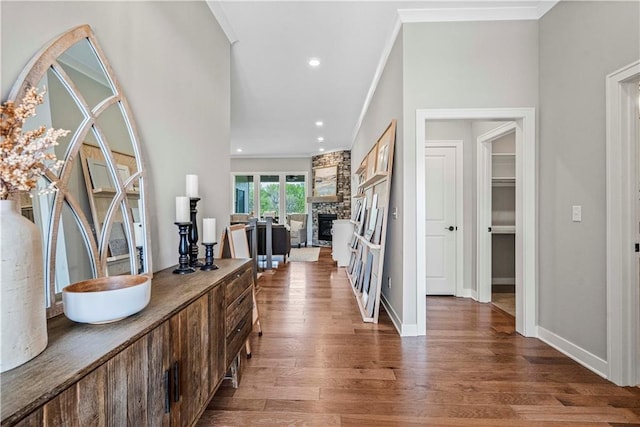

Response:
(572, 205), (582, 222)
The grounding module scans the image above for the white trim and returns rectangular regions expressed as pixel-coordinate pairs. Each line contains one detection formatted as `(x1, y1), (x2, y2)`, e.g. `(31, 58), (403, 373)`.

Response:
(537, 1), (560, 18)
(398, 5), (547, 24)
(380, 293), (402, 335)
(206, 1), (239, 45)
(351, 2), (559, 145)
(381, 293), (420, 337)
(417, 108), (536, 338)
(605, 60), (640, 386)
(400, 323), (419, 337)
(425, 140), (464, 298)
(231, 154), (317, 160)
(537, 326), (609, 380)
(457, 288), (477, 300)
(477, 122), (517, 304)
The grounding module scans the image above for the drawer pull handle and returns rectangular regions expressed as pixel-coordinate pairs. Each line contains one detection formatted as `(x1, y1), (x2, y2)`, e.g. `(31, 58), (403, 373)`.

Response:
(173, 362), (180, 402)
(237, 294), (248, 306)
(164, 369), (171, 413)
(236, 318), (247, 333)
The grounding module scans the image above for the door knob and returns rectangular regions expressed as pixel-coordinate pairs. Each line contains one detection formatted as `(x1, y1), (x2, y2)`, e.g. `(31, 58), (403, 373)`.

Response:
(445, 226), (455, 231)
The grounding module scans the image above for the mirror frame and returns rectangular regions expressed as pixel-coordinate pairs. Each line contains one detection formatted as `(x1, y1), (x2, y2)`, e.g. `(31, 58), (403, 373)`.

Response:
(7, 25), (152, 317)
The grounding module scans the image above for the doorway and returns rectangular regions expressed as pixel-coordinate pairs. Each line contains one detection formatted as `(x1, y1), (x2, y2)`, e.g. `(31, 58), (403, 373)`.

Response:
(476, 123), (517, 318)
(425, 141), (463, 296)
(605, 60), (640, 386)
(416, 108), (537, 337)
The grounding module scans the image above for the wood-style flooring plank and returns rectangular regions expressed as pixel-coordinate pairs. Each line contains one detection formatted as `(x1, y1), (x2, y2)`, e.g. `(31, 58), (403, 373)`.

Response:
(196, 248), (640, 426)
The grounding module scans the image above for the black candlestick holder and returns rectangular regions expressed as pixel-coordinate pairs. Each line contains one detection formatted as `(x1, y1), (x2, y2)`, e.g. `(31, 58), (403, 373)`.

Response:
(173, 222), (195, 274)
(189, 198), (204, 267)
(200, 242), (218, 271)
(137, 246), (144, 274)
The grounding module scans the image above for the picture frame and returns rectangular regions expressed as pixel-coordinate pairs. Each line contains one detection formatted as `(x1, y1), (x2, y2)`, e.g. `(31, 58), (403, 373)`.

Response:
(108, 222), (129, 257)
(116, 164), (133, 191)
(313, 165), (338, 196)
(366, 146), (378, 179)
(86, 158), (113, 190)
(376, 133), (391, 173)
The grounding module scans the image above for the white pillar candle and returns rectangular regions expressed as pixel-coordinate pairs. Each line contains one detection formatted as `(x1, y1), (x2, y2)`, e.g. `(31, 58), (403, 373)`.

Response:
(133, 222), (143, 247)
(202, 218), (217, 243)
(185, 174), (199, 198)
(175, 196), (190, 223)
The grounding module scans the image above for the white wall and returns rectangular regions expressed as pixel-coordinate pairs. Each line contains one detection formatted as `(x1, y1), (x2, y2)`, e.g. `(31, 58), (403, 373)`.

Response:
(1, 1), (231, 272)
(538, 1), (640, 359)
(352, 32), (404, 323)
(402, 20), (539, 326)
(231, 157), (311, 174)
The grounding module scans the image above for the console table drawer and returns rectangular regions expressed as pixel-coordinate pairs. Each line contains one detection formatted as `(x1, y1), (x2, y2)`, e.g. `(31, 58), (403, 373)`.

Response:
(226, 287), (252, 337)
(225, 266), (252, 306)
(226, 311), (252, 367)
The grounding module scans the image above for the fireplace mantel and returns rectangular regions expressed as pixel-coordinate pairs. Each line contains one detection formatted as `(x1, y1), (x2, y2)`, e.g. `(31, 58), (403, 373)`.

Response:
(307, 195), (344, 203)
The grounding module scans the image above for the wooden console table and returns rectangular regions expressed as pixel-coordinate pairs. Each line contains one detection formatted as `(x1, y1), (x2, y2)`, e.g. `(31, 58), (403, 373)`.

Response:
(0, 259), (253, 426)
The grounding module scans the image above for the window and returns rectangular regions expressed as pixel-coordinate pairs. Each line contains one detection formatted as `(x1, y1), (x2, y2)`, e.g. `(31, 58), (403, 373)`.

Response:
(286, 175), (306, 215)
(232, 172), (307, 220)
(234, 175), (254, 214)
(260, 175), (280, 216)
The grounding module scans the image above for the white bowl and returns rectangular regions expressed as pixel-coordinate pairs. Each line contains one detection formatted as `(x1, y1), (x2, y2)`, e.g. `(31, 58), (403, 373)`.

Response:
(62, 275), (151, 324)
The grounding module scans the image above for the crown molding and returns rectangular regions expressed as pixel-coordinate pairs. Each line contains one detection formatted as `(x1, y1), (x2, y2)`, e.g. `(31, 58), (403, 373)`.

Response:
(351, 1), (559, 147)
(206, 1), (239, 45)
(398, 2), (559, 23)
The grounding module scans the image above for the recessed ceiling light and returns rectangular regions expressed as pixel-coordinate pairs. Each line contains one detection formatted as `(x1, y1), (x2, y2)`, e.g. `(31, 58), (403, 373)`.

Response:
(308, 58), (320, 67)
(236, 148), (242, 153)
(315, 121), (323, 127)
(317, 137), (324, 142)
(319, 148), (325, 152)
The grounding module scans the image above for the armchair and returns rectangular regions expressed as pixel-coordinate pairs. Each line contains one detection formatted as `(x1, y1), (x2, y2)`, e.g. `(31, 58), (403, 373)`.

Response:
(287, 213), (308, 248)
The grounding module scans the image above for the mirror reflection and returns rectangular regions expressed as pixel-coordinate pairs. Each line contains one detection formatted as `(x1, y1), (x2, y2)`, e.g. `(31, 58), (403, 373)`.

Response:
(56, 39), (115, 110)
(55, 200), (94, 295)
(11, 26), (150, 317)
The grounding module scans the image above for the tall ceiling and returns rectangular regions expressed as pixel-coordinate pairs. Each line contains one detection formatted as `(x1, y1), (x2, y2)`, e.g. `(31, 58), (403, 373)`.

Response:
(211, 1), (553, 158)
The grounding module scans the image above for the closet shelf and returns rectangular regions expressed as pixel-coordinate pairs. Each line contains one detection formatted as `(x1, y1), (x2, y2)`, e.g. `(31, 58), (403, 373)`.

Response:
(492, 177), (515, 187)
(492, 225), (515, 234)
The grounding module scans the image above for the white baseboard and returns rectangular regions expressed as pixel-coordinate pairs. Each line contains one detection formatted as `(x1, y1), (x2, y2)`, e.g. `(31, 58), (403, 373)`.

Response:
(380, 294), (419, 336)
(380, 294), (402, 334)
(537, 326), (609, 379)
(457, 288), (478, 300)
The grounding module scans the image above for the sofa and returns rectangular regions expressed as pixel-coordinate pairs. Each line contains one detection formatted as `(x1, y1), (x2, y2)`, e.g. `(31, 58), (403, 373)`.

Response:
(287, 213), (308, 248)
(255, 223), (291, 260)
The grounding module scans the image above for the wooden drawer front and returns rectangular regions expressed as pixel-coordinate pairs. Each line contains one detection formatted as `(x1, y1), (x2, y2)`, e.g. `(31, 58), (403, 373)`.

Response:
(226, 287), (252, 337)
(225, 311), (252, 367)
(225, 266), (252, 306)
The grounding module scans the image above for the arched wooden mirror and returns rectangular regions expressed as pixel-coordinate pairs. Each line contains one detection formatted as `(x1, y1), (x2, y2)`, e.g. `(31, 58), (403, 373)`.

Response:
(7, 25), (151, 317)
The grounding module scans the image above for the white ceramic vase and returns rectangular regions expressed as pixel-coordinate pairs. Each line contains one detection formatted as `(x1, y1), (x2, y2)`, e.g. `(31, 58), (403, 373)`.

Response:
(0, 199), (47, 372)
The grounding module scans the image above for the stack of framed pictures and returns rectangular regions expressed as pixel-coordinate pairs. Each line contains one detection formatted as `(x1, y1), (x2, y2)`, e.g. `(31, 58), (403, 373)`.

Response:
(345, 120), (396, 323)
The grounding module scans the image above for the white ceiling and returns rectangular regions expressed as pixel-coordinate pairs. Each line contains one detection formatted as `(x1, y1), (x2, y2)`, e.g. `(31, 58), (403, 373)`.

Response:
(211, 1), (555, 158)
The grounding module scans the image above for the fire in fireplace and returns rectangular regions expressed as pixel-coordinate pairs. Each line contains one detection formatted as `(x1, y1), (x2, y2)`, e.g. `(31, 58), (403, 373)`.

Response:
(317, 213), (338, 241)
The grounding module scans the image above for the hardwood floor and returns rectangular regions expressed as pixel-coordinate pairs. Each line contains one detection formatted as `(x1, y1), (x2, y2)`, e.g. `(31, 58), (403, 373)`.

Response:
(197, 248), (640, 426)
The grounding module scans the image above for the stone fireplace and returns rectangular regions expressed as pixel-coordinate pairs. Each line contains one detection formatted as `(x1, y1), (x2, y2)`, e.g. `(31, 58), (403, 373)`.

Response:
(317, 213), (337, 241)
(310, 150), (351, 246)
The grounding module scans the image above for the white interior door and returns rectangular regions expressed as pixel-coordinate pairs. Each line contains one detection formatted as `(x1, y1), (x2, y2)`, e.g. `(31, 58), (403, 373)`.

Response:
(425, 146), (457, 295)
